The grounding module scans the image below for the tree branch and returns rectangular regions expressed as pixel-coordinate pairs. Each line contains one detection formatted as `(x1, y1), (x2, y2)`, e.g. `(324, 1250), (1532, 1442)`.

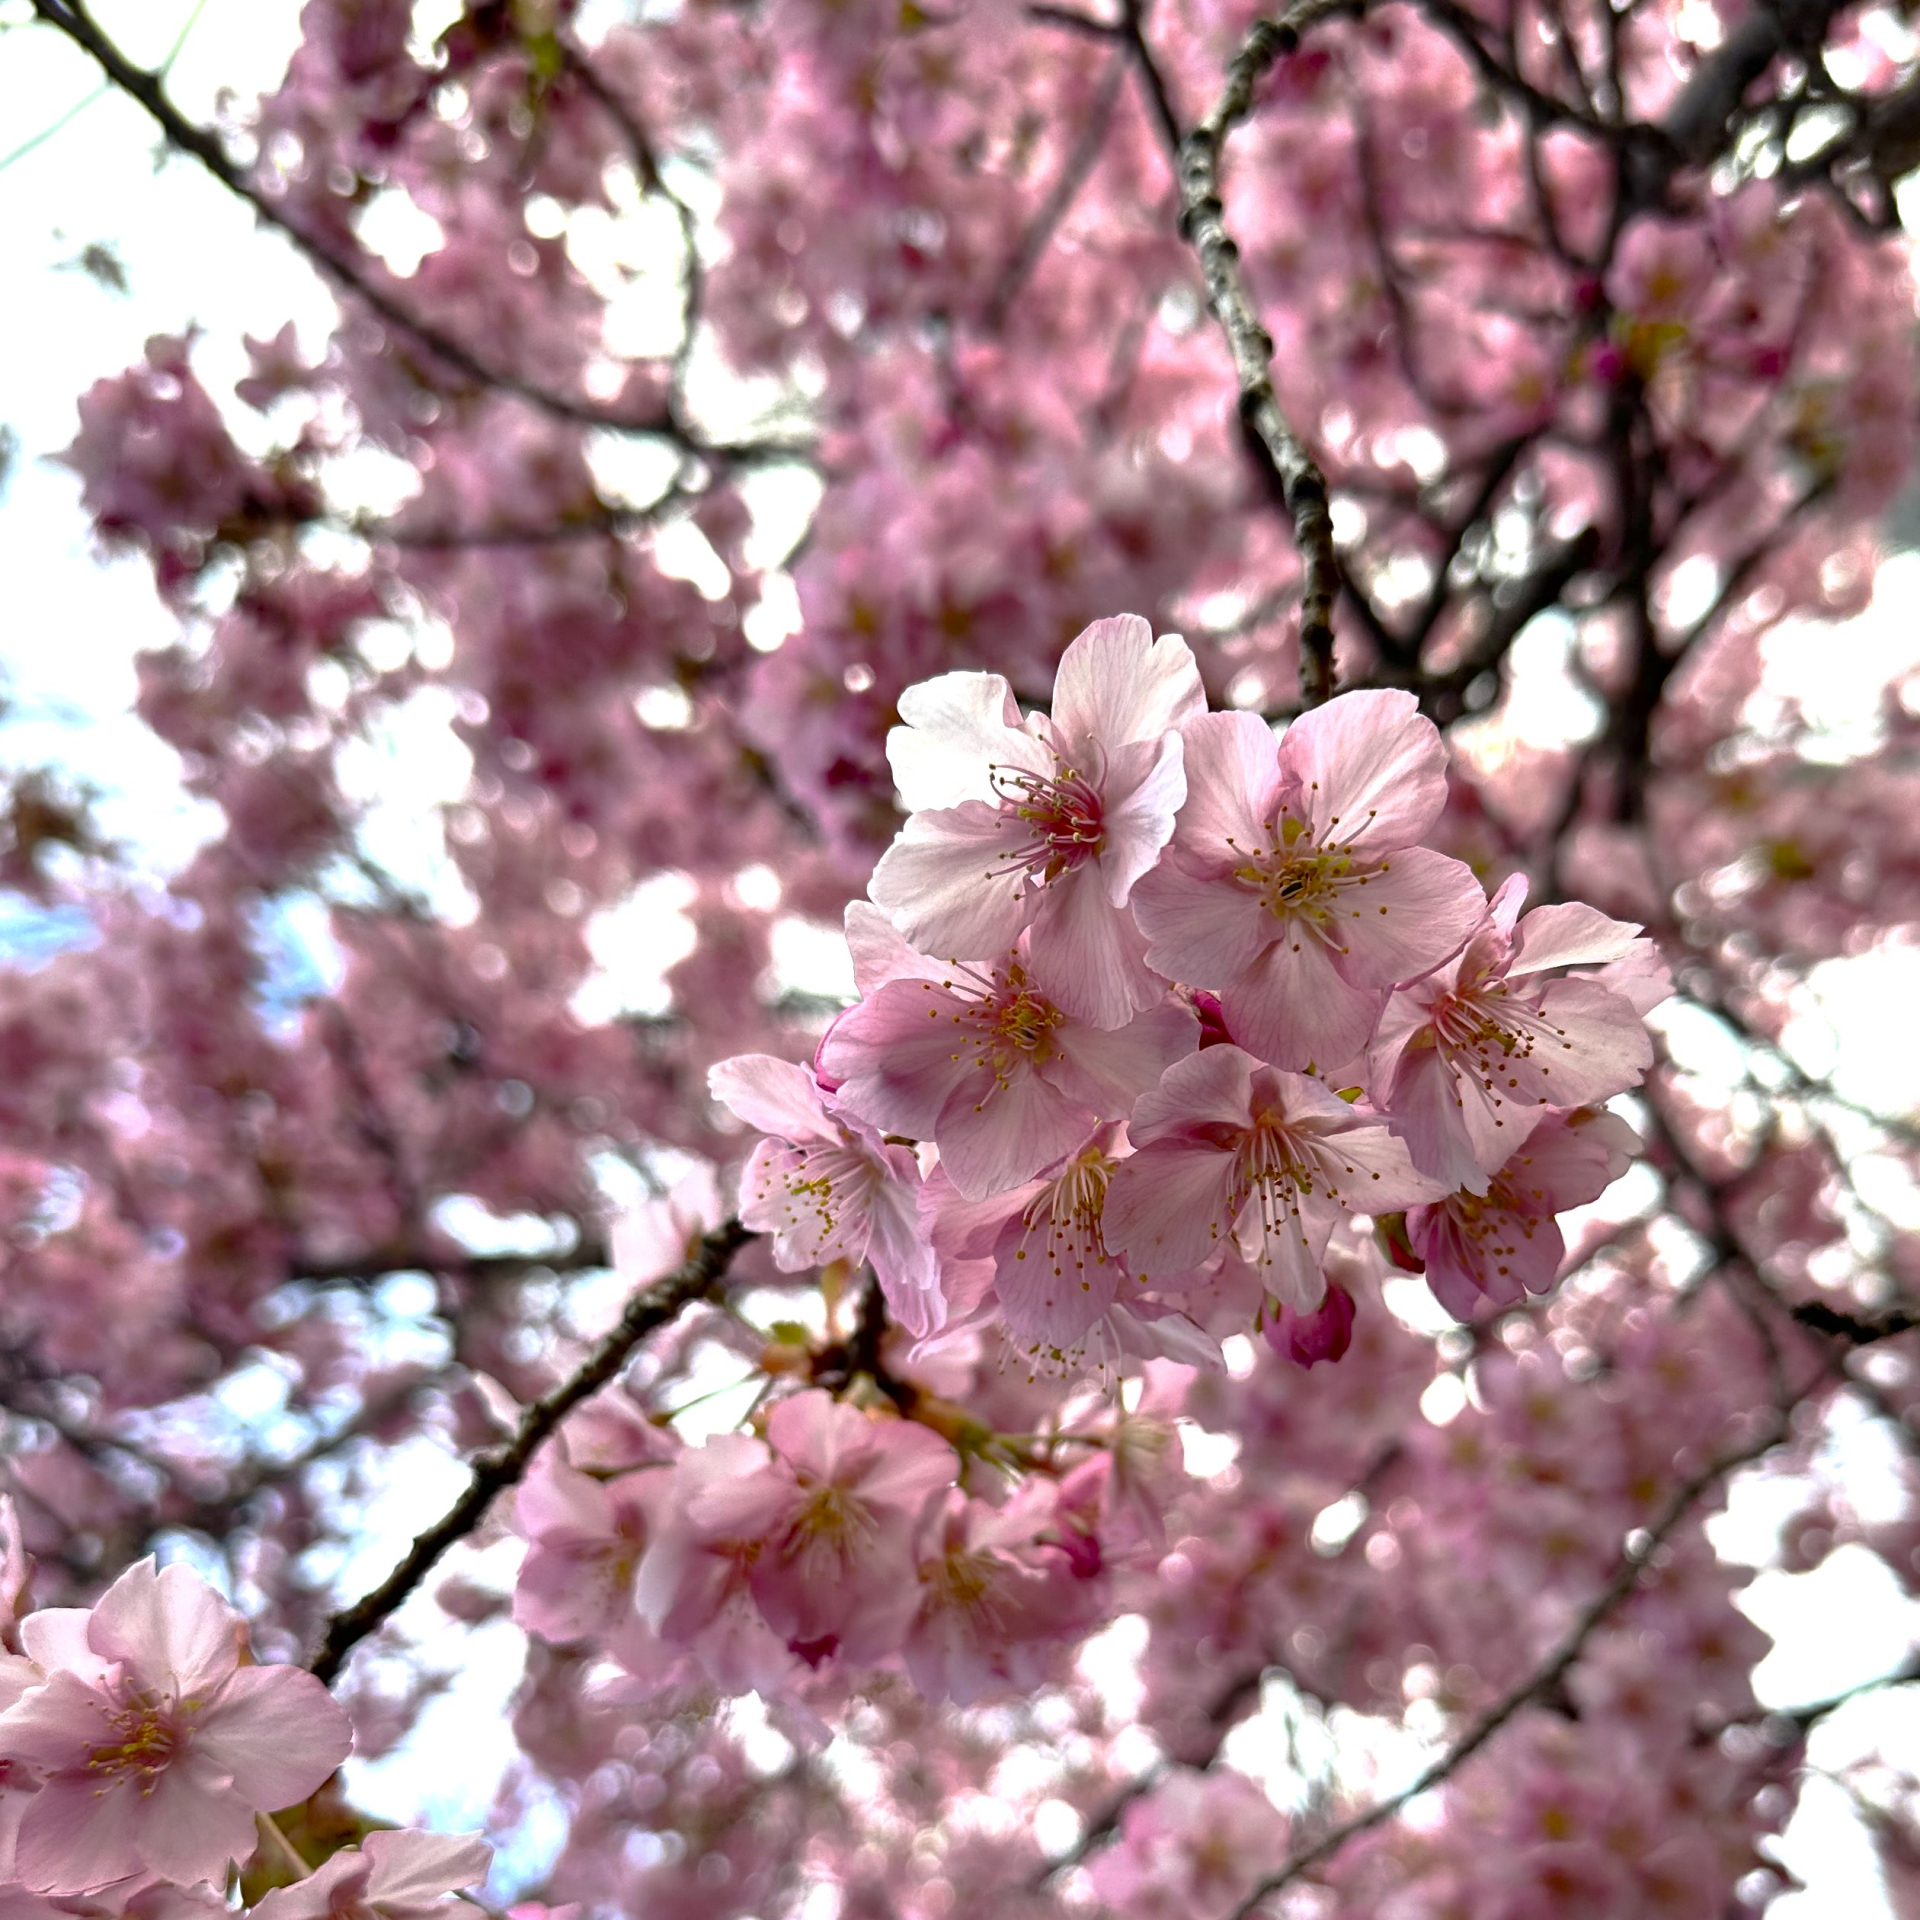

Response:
(24, 0), (792, 463)
(1175, 1), (1359, 706)
(985, 48), (1130, 326)
(308, 1218), (754, 1683)
(1226, 1407), (1795, 1914)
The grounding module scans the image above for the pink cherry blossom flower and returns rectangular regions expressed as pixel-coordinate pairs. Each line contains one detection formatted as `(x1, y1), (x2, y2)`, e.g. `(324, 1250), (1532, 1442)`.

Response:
(1371, 875), (1657, 1192)
(0, 1558), (351, 1896)
(904, 1488), (1102, 1704)
(818, 934), (1194, 1203)
(708, 1054), (942, 1336)
(683, 1390), (956, 1664)
(1131, 693), (1486, 1071)
(250, 1830), (493, 1920)
(868, 614), (1203, 1026)
(1406, 1106), (1641, 1318)
(633, 1434), (798, 1698)
(1102, 1046), (1440, 1309)
(512, 1448), (664, 1644)
(923, 1132), (1208, 1367)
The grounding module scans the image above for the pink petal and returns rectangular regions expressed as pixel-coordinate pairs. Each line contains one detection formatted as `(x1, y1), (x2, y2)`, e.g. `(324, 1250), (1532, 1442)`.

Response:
(1109, 1300), (1223, 1369)
(1124, 1044), (1258, 1145)
(363, 1829), (494, 1909)
(251, 1850), (368, 1920)
(1025, 862), (1167, 1029)
(1050, 615), (1204, 755)
(935, 1065), (1095, 1201)
(16, 1609), (104, 1682)
(993, 1207), (1119, 1352)
(1329, 845), (1485, 989)
(1278, 688), (1448, 847)
(1487, 869), (1530, 935)
(887, 670), (1036, 811)
(1131, 862), (1268, 990)
(1516, 977), (1654, 1105)
(123, 1757), (259, 1888)
(1168, 711), (1278, 857)
(844, 901), (947, 996)
(88, 1560), (238, 1700)
(867, 802), (1032, 961)
(1310, 1119), (1448, 1213)
(708, 1055), (837, 1145)
(516, 1451), (614, 1545)
(737, 1139), (867, 1269)
(849, 1417), (959, 1519)
(865, 1158), (947, 1338)
(1237, 1194), (1335, 1310)
(817, 978), (977, 1138)
(0, 1668), (116, 1769)
(1511, 901), (1644, 974)
(194, 1663), (352, 1810)
(1389, 1045), (1505, 1193)
(1224, 935), (1381, 1072)
(15, 1775), (149, 1893)
(1098, 731), (1188, 907)
(1043, 1000), (1197, 1115)
(1102, 1140), (1240, 1275)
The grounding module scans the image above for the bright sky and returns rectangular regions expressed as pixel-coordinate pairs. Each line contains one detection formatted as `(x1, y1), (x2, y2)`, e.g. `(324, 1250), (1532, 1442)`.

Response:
(2, 0), (1918, 1908)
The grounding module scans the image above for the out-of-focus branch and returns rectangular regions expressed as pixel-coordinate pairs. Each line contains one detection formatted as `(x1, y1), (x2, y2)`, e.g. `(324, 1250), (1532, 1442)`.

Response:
(1226, 1408), (1796, 1915)
(24, 0), (794, 464)
(309, 1218), (754, 1683)
(1176, 1), (1359, 706)
(985, 49), (1130, 326)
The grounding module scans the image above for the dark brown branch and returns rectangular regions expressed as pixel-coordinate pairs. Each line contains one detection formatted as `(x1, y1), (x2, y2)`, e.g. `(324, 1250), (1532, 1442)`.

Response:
(985, 49), (1130, 326)
(1177, 1), (1360, 707)
(1025, 2), (1126, 38)
(1226, 1408), (1795, 1915)
(25, 0), (792, 464)
(309, 1218), (754, 1683)
(1789, 1301), (1920, 1347)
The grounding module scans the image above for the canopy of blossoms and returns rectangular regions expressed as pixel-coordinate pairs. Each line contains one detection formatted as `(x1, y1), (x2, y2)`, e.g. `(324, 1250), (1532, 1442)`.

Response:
(4, 0), (1920, 1915)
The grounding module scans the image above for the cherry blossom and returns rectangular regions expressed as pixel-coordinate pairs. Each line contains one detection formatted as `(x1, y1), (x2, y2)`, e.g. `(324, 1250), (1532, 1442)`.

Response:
(819, 935), (1194, 1202)
(1132, 695), (1486, 1070)
(249, 1832), (493, 1920)
(1406, 1107), (1642, 1319)
(709, 1054), (942, 1334)
(868, 614), (1202, 1027)
(1370, 874), (1660, 1192)
(0, 1560), (350, 1896)
(1103, 1045), (1440, 1309)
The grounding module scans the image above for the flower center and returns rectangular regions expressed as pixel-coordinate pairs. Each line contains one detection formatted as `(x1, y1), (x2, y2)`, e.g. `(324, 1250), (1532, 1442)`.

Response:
(988, 758), (1106, 886)
(763, 1144), (875, 1245)
(994, 987), (1061, 1055)
(88, 1697), (184, 1789)
(1431, 983), (1571, 1093)
(787, 1480), (877, 1579)
(1226, 815), (1377, 942)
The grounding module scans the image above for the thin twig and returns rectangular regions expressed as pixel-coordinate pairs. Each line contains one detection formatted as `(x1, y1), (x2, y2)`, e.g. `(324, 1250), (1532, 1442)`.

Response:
(308, 1218), (753, 1683)
(1175, 1), (1359, 706)
(24, 0), (790, 465)
(1226, 1408), (1794, 1914)
(985, 50), (1129, 326)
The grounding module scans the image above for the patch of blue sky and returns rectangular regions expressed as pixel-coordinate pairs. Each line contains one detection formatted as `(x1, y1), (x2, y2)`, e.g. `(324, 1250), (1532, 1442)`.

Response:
(248, 888), (347, 1037)
(0, 892), (94, 966)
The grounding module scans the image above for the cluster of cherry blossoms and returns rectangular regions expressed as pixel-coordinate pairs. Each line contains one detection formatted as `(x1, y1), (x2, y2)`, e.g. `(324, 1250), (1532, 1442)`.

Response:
(713, 615), (1668, 1372)
(0, 1535), (487, 1920)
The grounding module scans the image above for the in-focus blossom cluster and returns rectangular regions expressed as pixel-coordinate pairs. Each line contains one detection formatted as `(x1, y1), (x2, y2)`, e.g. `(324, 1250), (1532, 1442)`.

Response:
(713, 615), (1667, 1372)
(511, 1382), (1128, 1707)
(0, 1540), (487, 1920)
